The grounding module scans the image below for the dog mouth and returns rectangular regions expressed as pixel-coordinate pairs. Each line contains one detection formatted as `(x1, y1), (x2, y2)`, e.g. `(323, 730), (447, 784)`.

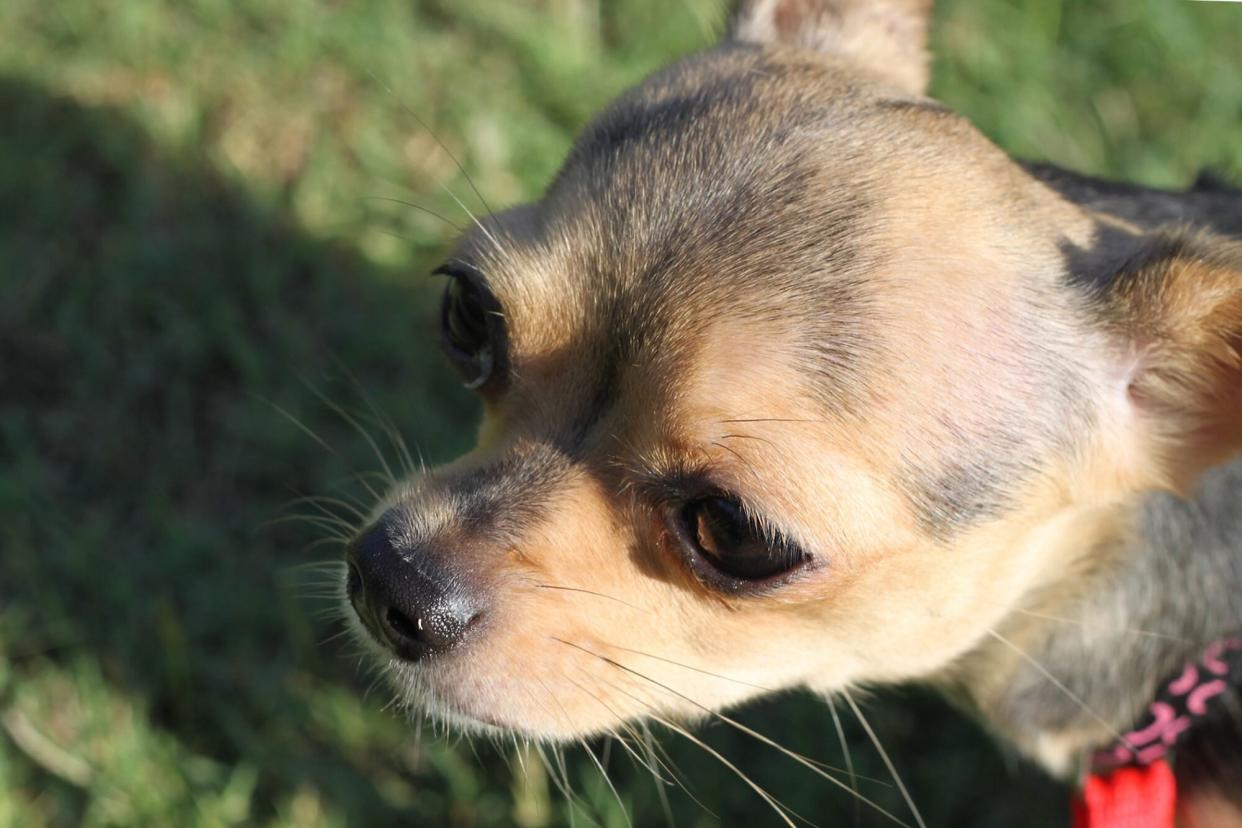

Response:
(341, 585), (518, 734)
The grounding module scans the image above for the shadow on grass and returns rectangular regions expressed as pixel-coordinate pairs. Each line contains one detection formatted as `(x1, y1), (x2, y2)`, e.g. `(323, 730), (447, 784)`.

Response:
(0, 75), (1066, 826)
(0, 74), (500, 826)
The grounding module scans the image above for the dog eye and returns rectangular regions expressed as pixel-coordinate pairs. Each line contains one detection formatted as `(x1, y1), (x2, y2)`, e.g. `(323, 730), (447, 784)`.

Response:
(678, 496), (808, 585)
(435, 265), (497, 388)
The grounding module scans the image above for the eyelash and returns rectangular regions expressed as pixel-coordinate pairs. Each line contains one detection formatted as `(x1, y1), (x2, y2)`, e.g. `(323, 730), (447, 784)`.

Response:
(631, 465), (808, 582)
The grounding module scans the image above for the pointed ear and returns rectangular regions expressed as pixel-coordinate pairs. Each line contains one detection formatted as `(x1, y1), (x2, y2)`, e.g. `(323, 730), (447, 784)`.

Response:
(1103, 229), (1242, 491)
(729, 0), (935, 94)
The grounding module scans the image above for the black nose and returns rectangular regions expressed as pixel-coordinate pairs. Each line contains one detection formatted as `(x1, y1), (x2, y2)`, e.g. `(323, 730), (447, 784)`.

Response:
(346, 517), (481, 661)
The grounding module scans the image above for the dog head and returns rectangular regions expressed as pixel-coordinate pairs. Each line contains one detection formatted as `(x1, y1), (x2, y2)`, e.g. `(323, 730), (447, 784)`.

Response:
(343, 0), (1242, 748)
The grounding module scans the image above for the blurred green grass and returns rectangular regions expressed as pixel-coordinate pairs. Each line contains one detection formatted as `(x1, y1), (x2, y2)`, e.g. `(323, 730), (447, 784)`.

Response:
(0, 1), (1239, 825)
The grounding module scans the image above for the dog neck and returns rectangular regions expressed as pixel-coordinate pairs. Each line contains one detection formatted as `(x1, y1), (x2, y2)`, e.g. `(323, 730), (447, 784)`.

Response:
(941, 457), (1242, 808)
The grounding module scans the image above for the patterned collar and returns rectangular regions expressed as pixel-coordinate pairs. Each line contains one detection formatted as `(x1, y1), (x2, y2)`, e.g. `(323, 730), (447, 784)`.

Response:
(1073, 637), (1242, 828)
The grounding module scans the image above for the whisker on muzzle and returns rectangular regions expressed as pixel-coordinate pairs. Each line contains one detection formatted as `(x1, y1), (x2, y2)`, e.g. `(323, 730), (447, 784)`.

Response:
(840, 689), (925, 828)
(556, 637), (909, 827)
(534, 582), (646, 611)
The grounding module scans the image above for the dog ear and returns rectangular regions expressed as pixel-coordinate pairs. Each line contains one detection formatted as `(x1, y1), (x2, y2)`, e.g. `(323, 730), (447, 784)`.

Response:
(1100, 229), (1242, 492)
(729, 0), (934, 94)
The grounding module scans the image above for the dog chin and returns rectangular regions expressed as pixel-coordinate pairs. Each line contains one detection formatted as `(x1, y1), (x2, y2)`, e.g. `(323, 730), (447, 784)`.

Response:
(343, 610), (559, 739)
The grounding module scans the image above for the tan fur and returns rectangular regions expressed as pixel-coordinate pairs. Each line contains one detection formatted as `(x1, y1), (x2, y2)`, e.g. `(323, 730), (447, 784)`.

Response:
(345, 0), (1242, 812)
(1109, 239), (1242, 490)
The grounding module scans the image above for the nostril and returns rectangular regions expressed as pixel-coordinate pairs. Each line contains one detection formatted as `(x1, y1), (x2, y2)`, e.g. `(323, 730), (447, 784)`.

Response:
(346, 513), (482, 660)
(346, 562), (362, 600)
(385, 606), (422, 643)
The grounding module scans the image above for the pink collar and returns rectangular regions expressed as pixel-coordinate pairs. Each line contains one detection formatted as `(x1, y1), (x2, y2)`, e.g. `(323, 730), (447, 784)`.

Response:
(1073, 637), (1242, 828)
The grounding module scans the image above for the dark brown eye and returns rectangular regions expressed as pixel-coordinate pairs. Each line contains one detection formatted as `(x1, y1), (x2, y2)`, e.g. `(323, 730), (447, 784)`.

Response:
(678, 496), (808, 585)
(435, 265), (497, 388)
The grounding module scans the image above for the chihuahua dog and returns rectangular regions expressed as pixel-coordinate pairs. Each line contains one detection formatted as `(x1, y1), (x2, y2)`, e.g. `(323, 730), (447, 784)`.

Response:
(342, 1), (1242, 823)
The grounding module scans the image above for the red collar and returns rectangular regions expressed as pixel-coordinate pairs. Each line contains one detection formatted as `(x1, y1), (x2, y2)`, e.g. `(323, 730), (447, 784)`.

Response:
(1073, 638), (1242, 828)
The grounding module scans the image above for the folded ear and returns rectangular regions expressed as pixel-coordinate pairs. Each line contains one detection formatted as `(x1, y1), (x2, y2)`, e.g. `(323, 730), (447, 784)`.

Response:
(1102, 229), (1242, 491)
(729, 0), (934, 94)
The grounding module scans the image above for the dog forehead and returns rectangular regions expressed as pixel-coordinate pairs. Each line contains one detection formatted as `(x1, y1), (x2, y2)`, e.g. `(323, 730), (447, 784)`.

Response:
(536, 54), (886, 341)
(542, 47), (873, 258)
(447, 48), (960, 435)
(449, 45), (1040, 454)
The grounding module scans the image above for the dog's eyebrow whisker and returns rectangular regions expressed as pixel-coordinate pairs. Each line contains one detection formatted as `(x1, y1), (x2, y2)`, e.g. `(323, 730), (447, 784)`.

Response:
(361, 195), (466, 233)
(983, 628), (1135, 750)
(710, 439), (763, 485)
(719, 431), (781, 452)
(535, 583), (645, 611)
(841, 689), (926, 828)
(364, 69), (494, 216)
(434, 174), (508, 264)
(561, 638), (907, 826)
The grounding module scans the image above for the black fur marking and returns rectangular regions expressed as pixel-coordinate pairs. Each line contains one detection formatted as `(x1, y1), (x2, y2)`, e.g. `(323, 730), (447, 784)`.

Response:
(1029, 162), (1242, 242)
(906, 454), (1015, 540)
(567, 76), (761, 174)
(440, 443), (572, 541)
(1057, 221), (1144, 294)
(568, 347), (621, 449)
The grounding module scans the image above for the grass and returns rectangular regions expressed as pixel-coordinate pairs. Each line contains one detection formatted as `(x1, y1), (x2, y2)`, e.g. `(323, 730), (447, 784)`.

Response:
(0, 0), (1239, 825)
